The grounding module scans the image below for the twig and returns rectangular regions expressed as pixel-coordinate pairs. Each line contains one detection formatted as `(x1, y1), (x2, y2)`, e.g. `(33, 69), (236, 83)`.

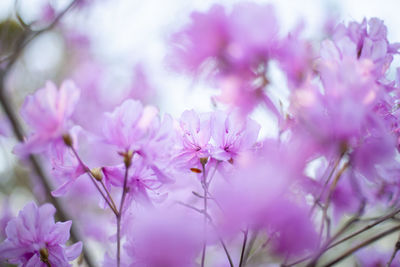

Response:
(201, 162), (208, 267)
(243, 230), (259, 265)
(387, 233), (400, 267)
(324, 224), (400, 266)
(327, 207), (400, 250)
(70, 146), (118, 216)
(239, 229), (248, 267)
(117, 162), (130, 267)
(318, 162), (349, 243)
(306, 200), (366, 266)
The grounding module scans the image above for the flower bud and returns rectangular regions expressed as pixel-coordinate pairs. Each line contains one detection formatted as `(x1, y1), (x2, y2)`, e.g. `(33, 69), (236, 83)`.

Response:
(39, 247), (49, 263)
(200, 157), (208, 166)
(90, 167), (103, 181)
(62, 133), (73, 147)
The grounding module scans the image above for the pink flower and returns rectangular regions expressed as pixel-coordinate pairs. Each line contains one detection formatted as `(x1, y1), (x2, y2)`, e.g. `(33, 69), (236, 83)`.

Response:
(124, 208), (202, 267)
(48, 127), (86, 197)
(135, 113), (176, 183)
(171, 5), (229, 72)
(210, 110), (260, 161)
(103, 100), (175, 183)
(102, 157), (164, 207)
(276, 26), (316, 87)
(332, 18), (400, 77)
(214, 140), (317, 255)
(171, 3), (281, 115)
(174, 110), (211, 169)
(0, 202), (82, 266)
(291, 54), (383, 155)
(102, 99), (158, 151)
(172, 3), (278, 72)
(14, 80), (80, 157)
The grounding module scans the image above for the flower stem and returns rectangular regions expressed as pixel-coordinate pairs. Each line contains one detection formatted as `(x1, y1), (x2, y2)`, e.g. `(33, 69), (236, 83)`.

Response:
(239, 229), (248, 267)
(201, 174), (208, 267)
(70, 147), (118, 216)
(387, 233), (400, 267)
(117, 163), (130, 267)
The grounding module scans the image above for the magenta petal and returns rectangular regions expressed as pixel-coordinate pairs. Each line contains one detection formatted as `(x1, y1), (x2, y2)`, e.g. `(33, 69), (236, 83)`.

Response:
(65, 241), (82, 261)
(46, 221), (72, 245)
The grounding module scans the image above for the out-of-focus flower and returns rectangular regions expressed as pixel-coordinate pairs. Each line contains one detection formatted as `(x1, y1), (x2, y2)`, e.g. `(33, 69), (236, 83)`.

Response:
(276, 26), (316, 87)
(171, 3), (281, 115)
(214, 140), (317, 256)
(49, 127), (86, 197)
(0, 202), (82, 266)
(356, 247), (400, 267)
(14, 80), (80, 157)
(123, 208), (202, 267)
(332, 18), (400, 77)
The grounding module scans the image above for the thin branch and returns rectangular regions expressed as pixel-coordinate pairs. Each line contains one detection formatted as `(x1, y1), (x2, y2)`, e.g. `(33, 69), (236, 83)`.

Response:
(387, 233), (400, 267)
(99, 179), (118, 212)
(219, 238), (234, 267)
(324, 224), (400, 267)
(306, 200), (366, 266)
(4, 0), (80, 73)
(239, 229), (248, 267)
(243, 230), (259, 265)
(117, 163), (129, 267)
(201, 162), (208, 267)
(70, 146), (118, 216)
(328, 207), (400, 250)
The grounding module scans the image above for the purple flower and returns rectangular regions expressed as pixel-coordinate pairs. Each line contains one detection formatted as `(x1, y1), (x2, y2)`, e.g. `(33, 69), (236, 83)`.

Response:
(46, 129), (86, 197)
(0, 202), (82, 266)
(214, 140), (317, 255)
(171, 5), (229, 72)
(174, 110), (211, 169)
(276, 26), (316, 87)
(102, 157), (164, 207)
(210, 110), (260, 161)
(356, 247), (400, 267)
(123, 208), (202, 267)
(102, 99), (158, 151)
(171, 3), (281, 115)
(14, 80), (80, 157)
(332, 18), (400, 77)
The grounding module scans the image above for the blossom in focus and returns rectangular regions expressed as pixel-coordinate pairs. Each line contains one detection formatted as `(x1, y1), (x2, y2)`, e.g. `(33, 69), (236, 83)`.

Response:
(14, 80), (80, 157)
(102, 99), (158, 152)
(49, 127), (86, 197)
(0, 202), (82, 266)
(210, 110), (260, 161)
(174, 110), (211, 169)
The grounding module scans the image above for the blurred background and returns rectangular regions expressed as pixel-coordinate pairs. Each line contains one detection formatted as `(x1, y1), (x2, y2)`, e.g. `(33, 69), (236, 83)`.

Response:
(0, 0), (400, 264)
